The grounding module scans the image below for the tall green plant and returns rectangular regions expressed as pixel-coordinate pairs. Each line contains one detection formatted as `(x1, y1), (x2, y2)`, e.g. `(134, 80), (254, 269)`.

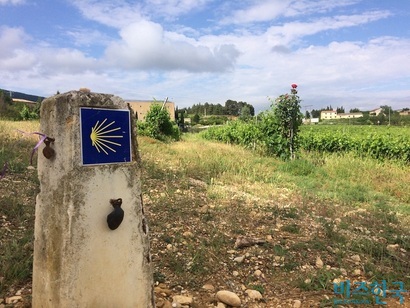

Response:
(138, 103), (180, 141)
(269, 84), (303, 160)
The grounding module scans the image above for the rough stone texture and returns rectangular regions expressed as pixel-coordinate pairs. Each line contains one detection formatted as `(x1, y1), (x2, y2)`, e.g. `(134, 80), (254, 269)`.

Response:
(32, 91), (153, 307)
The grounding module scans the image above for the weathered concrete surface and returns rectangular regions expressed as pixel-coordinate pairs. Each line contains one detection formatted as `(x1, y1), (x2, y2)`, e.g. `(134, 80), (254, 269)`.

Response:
(33, 91), (153, 308)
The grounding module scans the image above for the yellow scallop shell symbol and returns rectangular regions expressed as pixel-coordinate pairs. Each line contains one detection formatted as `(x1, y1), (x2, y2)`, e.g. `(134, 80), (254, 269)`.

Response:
(90, 118), (123, 155)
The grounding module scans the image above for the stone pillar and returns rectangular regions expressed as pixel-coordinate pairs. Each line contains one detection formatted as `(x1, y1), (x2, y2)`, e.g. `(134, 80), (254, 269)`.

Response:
(32, 90), (153, 308)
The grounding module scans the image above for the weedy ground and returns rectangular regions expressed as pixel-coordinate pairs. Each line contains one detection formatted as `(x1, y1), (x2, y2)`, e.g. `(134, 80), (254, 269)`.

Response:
(0, 120), (409, 307)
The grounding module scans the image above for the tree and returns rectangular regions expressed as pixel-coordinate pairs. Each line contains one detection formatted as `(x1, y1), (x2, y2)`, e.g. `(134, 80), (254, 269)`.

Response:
(192, 114), (200, 124)
(0, 90), (12, 113)
(350, 108), (361, 113)
(239, 105), (252, 121)
(336, 106), (345, 113)
(305, 110), (311, 119)
(310, 109), (321, 118)
(225, 100), (239, 116)
(380, 105), (393, 116)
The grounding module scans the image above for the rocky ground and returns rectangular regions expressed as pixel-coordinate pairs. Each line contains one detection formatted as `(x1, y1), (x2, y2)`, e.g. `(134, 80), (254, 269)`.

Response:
(1, 162), (410, 307)
(143, 173), (410, 308)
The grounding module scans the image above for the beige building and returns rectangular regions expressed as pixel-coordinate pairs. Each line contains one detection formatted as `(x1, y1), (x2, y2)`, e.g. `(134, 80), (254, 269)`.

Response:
(320, 110), (337, 119)
(336, 112), (363, 119)
(126, 100), (175, 121)
(369, 107), (383, 116)
(320, 110), (363, 120)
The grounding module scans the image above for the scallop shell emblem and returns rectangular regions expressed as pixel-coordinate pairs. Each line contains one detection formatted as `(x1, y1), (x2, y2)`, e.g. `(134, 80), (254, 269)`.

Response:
(90, 118), (123, 155)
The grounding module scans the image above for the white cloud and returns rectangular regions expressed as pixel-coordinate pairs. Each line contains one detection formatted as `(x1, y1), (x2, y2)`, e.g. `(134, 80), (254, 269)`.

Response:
(142, 0), (210, 19)
(65, 28), (112, 47)
(221, 0), (361, 25)
(39, 48), (99, 74)
(0, 26), (36, 70)
(71, 0), (211, 28)
(0, 26), (28, 57)
(220, 1), (291, 24)
(285, 0), (360, 17)
(265, 10), (391, 45)
(0, 26), (98, 74)
(71, 0), (144, 29)
(0, 0), (25, 5)
(104, 20), (240, 72)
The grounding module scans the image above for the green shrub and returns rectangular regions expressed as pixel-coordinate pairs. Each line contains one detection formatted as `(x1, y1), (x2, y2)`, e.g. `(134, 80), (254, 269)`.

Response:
(137, 104), (180, 141)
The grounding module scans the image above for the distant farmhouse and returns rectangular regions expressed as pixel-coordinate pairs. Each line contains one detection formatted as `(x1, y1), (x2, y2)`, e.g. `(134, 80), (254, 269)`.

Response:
(320, 110), (363, 120)
(369, 107), (383, 116)
(399, 108), (410, 116)
(127, 100), (175, 122)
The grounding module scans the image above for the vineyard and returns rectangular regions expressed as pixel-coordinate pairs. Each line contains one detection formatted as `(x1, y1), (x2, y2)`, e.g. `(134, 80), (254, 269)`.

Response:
(299, 125), (410, 162)
(201, 122), (410, 163)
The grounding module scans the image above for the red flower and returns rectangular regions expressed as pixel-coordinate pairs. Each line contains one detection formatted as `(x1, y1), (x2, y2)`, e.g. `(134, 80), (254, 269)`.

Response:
(291, 83), (297, 89)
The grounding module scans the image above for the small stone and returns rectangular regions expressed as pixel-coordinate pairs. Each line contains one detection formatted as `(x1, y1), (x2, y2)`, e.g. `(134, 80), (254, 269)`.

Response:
(216, 303), (227, 308)
(172, 295), (193, 305)
(232, 271), (239, 277)
(266, 235), (273, 241)
(27, 165), (36, 170)
(166, 244), (173, 250)
(353, 269), (361, 276)
(351, 255), (361, 262)
(233, 256), (245, 263)
(202, 284), (215, 291)
(5, 296), (22, 304)
(216, 290), (241, 307)
(304, 278), (311, 284)
(293, 300), (302, 308)
(387, 244), (399, 252)
(316, 257), (324, 268)
(183, 231), (193, 237)
(227, 250), (236, 254)
(340, 268), (347, 276)
(245, 289), (263, 300)
(254, 269), (262, 277)
(274, 256), (284, 262)
(154, 286), (172, 296)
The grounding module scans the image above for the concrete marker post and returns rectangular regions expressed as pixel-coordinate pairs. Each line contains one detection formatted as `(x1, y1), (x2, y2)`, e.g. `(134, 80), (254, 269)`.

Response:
(32, 90), (153, 307)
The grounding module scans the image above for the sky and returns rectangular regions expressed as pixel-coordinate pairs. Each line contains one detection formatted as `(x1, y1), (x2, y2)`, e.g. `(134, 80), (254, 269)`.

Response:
(1, 0), (410, 113)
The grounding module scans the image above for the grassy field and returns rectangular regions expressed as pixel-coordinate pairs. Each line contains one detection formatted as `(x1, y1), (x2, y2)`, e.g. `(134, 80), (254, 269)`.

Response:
(1, 120), (409, 306)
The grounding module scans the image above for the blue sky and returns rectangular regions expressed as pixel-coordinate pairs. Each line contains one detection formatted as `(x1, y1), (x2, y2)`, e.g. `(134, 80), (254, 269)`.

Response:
(1, 0), (410, 113)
